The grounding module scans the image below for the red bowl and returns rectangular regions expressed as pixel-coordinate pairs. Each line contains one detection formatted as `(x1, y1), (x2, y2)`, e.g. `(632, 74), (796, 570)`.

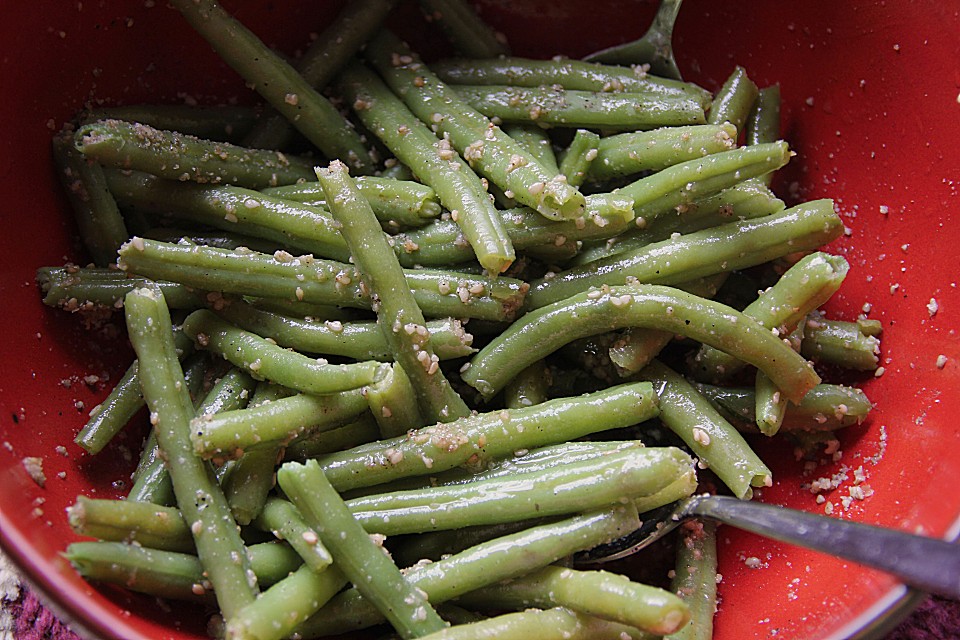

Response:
(1, 1), (958, 639)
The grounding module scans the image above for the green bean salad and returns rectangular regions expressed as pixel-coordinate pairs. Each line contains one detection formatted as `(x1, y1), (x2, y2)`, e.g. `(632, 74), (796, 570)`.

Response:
(40, 1), (880, 639)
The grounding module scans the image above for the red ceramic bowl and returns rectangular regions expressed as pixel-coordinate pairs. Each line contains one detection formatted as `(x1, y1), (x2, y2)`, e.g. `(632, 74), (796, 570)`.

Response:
(1, 1), (959, 639)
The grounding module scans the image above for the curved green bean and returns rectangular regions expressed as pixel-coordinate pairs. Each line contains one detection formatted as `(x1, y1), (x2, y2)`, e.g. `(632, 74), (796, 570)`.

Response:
(590, 123), (737, 180)
(708, 66), (759, 131)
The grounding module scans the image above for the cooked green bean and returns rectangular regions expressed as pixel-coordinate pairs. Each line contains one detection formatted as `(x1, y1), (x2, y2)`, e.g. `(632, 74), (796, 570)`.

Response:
(191, 388), (369, 460)
(638, 360), (771, 499)
(64, 541), (302, 601)
(181, 309), (387, 395)
(590, 123), (737, 180)
(337, 62), (514, 275)
(81, 104), (258, 142)
(213, 297), (474, 362)
(433, 56), (708, 103)
(277, 459), (449, 639)
(745, 85), (781, 147)
(317, 381), (659, 492)
(754, 370), (788, 436)
(503, 360), (551, 409)
(800, 313), (882, 371)
(51, 132), (128, 267)
(343, 447), (694, 535)
(708, 66), (759, 132)
(666, 521), (718, 640)
(284, 414), (381, 460)
(365, 363), (426, 438)
(167, 0), (373, 172)
(467, 284), (820, 403)
(262, 176), (443, 230)
(37, 266), (202, 312)
(559, 130), (600, 187)
(123, 285), (258, 619)
(366, 32), (586, 221)
(458, 565), (689, 635)
(583, 0), (683, 81)
(68, 496), (192, 553)
(413, 607), (652, 640)
(106, 170), (352, 263)
(616, 141), (790, 223)
(296, 506), (641, 637)
(75, 119), (317, 188)
(419, 0), (509, 58)
(253, 497), (333, 574)
(317, 160), (471, 423)
(526, 199), (842, 309)
(453, 85), (705, 129)
(226, 564), (349, 640)
(691, 252), (849, 382)
(694, 382), (874, 432)
(503, 124), (559, 174)
(241, 0), (396, 151)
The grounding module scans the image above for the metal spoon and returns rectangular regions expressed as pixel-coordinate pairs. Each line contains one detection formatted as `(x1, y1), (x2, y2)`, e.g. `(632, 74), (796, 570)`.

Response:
(577, 494), (960, 599)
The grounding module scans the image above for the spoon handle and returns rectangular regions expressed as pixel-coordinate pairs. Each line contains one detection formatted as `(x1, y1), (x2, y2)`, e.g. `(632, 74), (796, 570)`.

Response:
(693, 495), (960, 599)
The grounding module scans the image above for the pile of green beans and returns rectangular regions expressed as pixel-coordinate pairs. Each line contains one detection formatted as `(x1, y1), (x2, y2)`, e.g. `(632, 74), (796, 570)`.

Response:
(39, 1), (883, 639)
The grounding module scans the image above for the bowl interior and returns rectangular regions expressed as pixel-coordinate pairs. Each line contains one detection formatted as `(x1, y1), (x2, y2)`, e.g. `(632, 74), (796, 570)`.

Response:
(1, 1), (959, 639)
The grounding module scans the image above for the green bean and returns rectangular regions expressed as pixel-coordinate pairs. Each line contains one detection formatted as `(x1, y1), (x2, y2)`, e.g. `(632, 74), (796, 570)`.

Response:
(277, 459), (448, 639)
(336, 62), (514, 275)
(181, 309), (386, 395)
(128, 359), (246, 506)
(638, 360), (771, 499)
(432, 56), (708, 103)
(343, 447), (694, 535)
(694, 382), (874, 432)
(412, 607), (652, 640)
(227, 565), (349, 640)
(296, 506), (641, 637)
(317, 160), (471, 423)
(245, 297), (365, 322)
(144, 227), (288, 257)
(745, 85), (781, 147)
(607, 275), (727, 375)
(284, 414), (381, 460)
(615, 142), (790, 223)
(36, 266), (201, 312)
(453, 85), (705, 130)
(708, 66), (759, 132)
(123, 285), (257, 619)
(74, 119), (316, 188)
(525, 199), (842, 309)
(503, 124), (559, 174)
(570, 179), (784, 267)
(68, 496), (193, 552)
(366, 32), (586, 221)
(81, 104), (259, 142)
(590, 123), (737, 180)
(262, 176), (443, 230)
(64, 541), (303, 601)
(76, 328), (192, 456)
(583, 0), (683, 81)
(665, 521), (718, 640)
(120, 238), (528, 321)
(191, 389), (369, 460)
(106, 170), (352, 263)
(558, 130), (600, 187)
(754, 370), (788, 436)
(253, 497), (333, 574)
(317, 381), (659, 492)
(467, 284), (820, 403)
(167, 0), (373, 173)
(800, 313), (882, 371)
(213, 297), (474, 362)
(51, 132), (128, 267)
(240, 0), (396, 151)
(419, 0), (509, 58)
(365, 363), (426, 439)
(458, 565), (689, 636)
(503, 360), (551, 409)
(691, 252), (849, 382)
